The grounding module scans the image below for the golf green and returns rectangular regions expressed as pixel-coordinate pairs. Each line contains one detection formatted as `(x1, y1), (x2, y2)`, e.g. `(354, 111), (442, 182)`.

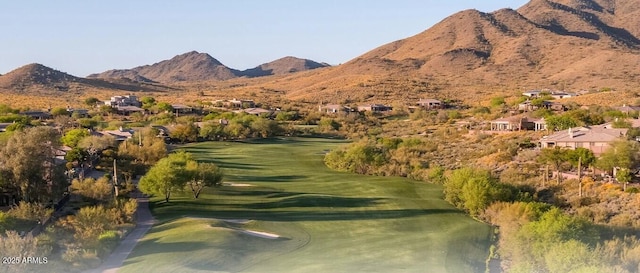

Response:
(119, 137), (491, 273)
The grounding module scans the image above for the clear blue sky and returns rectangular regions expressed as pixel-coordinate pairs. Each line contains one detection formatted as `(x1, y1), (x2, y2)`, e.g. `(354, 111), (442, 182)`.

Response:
(0, 0), (528, 76)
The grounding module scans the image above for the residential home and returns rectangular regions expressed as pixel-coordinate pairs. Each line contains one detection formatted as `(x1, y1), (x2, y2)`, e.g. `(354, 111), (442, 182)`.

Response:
(319, 104), (351, 114)
(491, 115), (546, 131)
(417, 99), (443, 109)
(518, 100), (565, 112)
(105, 95), (142, 107)
(115, 105), (146, 115)
(616, 104), (640, 115)
(539, 126), (628, 155)
(357, 104), (392, 112)
(67, 108), (90, 118)
(20, 110), (52, 120)
(171, 104), (194, 115)
(98, 127), (134, 141)
(0, 123), (12, 132)
(227, 99), (255, 109)
(521, 90), (576, 99)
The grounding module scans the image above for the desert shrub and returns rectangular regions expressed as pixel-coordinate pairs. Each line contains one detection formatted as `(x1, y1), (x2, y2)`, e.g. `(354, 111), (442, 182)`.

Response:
(62, 248), (101, 269)
(8, 201), (52, 223)
(71, 177), (113, 202)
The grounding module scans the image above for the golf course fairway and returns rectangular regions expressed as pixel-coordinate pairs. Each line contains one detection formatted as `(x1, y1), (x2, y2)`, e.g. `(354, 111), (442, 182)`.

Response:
(118, 137), (492, 273)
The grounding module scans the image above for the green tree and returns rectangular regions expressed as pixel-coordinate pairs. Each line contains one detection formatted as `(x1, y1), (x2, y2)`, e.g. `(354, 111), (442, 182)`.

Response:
(51, 107), (70, 117)
(444, 167), (501, 216)
(186, 162), (223, 198)
(596, 140), (640, 173)
(538, 147), (570, 184)
(545, 115), (579, 131)
(157, 102), (173, 113)
(0, 127), (66, 202)
(169, 123), (199, 143)
(199, 122), (226, 140)
(250, 118), (281, 138)
(139, 151), (192, 202)
(84, 97), (100, 107)
(61, 128), (90, 148)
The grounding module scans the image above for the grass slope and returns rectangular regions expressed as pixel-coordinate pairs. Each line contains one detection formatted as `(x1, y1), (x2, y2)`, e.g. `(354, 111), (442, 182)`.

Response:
(119, 137), (491, 273)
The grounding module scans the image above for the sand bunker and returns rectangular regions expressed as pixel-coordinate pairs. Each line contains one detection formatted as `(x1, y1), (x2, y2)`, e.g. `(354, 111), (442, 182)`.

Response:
(222, 182), (253, 187)
(239, 229), (280, 239)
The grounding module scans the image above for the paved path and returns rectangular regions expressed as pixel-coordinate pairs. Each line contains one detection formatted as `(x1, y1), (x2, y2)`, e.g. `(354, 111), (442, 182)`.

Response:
(85, 191), (156, 273)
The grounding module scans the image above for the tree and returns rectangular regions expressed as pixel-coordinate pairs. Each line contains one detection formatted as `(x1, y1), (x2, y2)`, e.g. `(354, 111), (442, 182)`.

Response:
(596, 140), (640, 175)
(117, 128), (167, 165)
(539, 147), (569, 184)
(51, 107), (70, 117)
(169, 123), (199, 143)
(0, 127), (66, 202)
(71, 177), (113, 202)
(250, 118), (281, 138)
(199, 122), (226, 140)
(61, 128), (90, 148)
(443, 167), (502, 216)
(84, 97), (100, 107)
(545, 115), (579, 131)
(139, 151), (191, 202)
(186, 162), (223, 198)
(157, 102), (173, 113)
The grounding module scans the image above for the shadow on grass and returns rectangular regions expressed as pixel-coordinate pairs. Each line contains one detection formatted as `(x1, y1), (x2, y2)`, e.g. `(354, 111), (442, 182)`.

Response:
(237, 195), (385, 209)
(230, 174), (308, 182)
(152, 206), (461, 223)
(122, 239), (211, 266)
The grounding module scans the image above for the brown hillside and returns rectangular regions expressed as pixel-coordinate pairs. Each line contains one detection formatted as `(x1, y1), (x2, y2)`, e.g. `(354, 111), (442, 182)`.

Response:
(0, 63), (174, 99)
(234, 0), (639, 104)
(241, 56), (330, 77)
(88, 51), (240, 83)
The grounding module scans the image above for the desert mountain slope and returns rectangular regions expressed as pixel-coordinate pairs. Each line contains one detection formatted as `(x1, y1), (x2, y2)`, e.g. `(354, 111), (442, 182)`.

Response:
(89, 52), (330, 82)
(88, 51), (239, 83)
(262, 0), (640, 102)
(0, 63), (172, 94)
(241, 56), (330, 77)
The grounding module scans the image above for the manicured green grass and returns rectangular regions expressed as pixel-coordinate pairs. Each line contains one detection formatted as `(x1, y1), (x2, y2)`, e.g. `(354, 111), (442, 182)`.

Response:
(119, 137), (491, 273)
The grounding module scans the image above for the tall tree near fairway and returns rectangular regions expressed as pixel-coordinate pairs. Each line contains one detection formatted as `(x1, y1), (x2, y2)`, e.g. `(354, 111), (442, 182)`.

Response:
(139, 151), (191, 202)
(0, 127), (67, 202)
(185, 161), (223, 198)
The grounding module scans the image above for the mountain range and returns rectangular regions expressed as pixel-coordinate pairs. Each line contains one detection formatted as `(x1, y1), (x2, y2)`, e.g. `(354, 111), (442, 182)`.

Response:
(87, 51), (330, 83)
(1, 0), (638, 104)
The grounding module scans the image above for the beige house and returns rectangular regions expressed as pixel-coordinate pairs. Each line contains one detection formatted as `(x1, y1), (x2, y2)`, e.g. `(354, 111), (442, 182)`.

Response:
(491, 115), (546, 131)
(417, 99), (443, 109)
(539, 126), (628, 155)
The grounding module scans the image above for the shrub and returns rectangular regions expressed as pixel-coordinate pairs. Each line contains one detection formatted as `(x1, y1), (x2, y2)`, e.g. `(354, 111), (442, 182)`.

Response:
(8, 201), (53, 223)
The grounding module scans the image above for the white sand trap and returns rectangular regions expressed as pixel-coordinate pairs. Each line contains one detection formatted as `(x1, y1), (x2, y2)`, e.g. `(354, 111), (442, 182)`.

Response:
(239, 229), (280, 239)
(222, 182), (253, 187)
(221, 219), (251, 224)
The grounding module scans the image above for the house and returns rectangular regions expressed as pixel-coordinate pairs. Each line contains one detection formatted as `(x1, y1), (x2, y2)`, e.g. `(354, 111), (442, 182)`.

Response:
(319, 104), (351, 114)
(67, 108), (90, 118)
(522, 90), (576, 99)
(20, 110), (52, 120)
(417, 99), (443, 109)
(115, 105), (146, 115)
(491, 115), (546, 131)
(617, 104), (640, 115)
(98, 127), (134, 141)
(0, 123), (12, 132)
(539, 126), (628, 155)
(105, 95), (142, 107)
(227, 99), (255, 109)
(357, 104), (393, 112)
(171, 104), (193, 115)
(518, 100), (566, 112)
